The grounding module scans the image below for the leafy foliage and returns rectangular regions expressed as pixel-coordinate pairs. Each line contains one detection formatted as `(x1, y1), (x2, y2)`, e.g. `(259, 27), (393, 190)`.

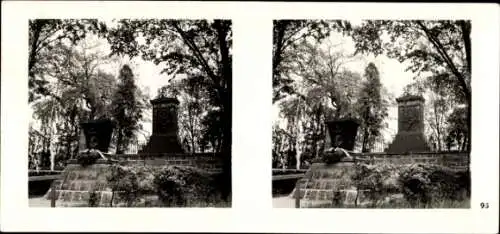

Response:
(351, 163), (401, 207)
(153, 166), (219, 207)
(29, 37), (119, 168)
(272, 20), (351, 102)
(398, 163), (470, 206)
(110, 65), (145, 154)
(105, 164), (227, 207)
(356, 63), (389, 152)
(159, 76), (208, 153)
(29, 19), (108, 103)
(107, 165), (142, 206)
(351, 20), (471, 151)
(272, 27), (394, 169)
(76, 152), (100, 167)
(445, 107), (469, 151)
(87, 189), (100, 207)
(106, 19), (232, 154)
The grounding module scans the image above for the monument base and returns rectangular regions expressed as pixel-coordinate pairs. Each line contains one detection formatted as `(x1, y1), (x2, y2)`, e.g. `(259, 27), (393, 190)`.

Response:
(386, 131), (430, 153)
(139, 135), (184, 154)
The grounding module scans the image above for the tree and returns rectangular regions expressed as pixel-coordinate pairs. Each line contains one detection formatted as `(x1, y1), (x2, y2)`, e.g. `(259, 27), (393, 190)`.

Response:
(272, 20), (351, 103)
(110, 65), (144, 154)
(351, 20), (471, 152)
(29, 37), (118, 168)
(159, 75), (210, 153)
(403, 74), (462, 152)
(29, 19), (107, 102)
(106, 19), (232, 154)
(275, 39), (363, 169)
(356, 63), (389, 152)
(446, 107), (468, 151)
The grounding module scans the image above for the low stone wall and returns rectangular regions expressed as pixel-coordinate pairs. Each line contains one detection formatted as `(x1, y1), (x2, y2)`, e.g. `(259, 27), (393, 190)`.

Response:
(44, 163), (114, 207)
(354, 151), (469, 170)
(67, 153), (225, 173)
(46, 153), (226, 207)
(294, 151), (470, 208)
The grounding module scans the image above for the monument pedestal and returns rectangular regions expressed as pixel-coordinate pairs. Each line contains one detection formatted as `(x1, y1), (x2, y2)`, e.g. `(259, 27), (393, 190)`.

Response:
(140, 135), (183, 154)
(387, 95), (430, 153)
(386, 131), (430, 153)
(139, 97), (184, 154)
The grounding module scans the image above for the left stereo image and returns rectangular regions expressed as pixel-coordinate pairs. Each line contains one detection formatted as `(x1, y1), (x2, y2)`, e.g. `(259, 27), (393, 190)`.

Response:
(28, 19), (232, 208)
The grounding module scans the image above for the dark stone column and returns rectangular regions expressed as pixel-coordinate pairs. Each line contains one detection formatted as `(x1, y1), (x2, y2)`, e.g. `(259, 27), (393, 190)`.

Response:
(387, 95), (430, 153)
(140, 97), (184, 154)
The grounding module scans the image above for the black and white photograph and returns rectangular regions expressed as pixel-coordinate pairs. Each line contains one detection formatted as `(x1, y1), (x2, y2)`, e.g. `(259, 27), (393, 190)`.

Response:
(272, 19), (472, 208)
(27, 18), (232, 207)
(1, 1), (499, 233)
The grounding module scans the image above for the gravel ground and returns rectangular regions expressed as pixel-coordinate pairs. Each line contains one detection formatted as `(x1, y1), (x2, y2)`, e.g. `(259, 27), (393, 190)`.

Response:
(29, 196), (51, 207)
(272, 196), (296, 208)
(272, 196), (333, 208)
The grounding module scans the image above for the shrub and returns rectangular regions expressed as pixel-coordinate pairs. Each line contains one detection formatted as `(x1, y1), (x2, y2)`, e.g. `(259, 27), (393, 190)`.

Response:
(153, 166), (219, 207)
(212, 156), (232, 201)
(77, 152), (100, 167)
(88, 189), (99, 207)
(398, 163), (470, 206)
(351, 162), (402, 207)
(105, 164), (228, 207)
(107, 165), (142, 206)
(321, 150), (345, 164)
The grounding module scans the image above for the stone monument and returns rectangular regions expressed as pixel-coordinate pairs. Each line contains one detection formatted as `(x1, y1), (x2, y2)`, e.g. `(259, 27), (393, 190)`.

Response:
(324, 118), (360, 151)
(139, 97), (184, 154)
(386, 95), (430, 153)
(80, 119), (115, 153)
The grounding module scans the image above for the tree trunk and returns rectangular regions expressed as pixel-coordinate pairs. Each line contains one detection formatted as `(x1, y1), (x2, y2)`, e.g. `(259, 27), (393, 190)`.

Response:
(29, 21), (43, 78)
(295, 150), (301, 170)
(466, 99), (471, 152)
(273, 22), (286, 84)
(362, 128), (370, 153)
(460, 20), (472, 152)
(434, 103), (442, 151)
(419, 20), (471, 153)
(459, 20), (472, 75)
(215, 20), (232, 155)
(116, 128), (124, 154)
(295, 133), (302, 170)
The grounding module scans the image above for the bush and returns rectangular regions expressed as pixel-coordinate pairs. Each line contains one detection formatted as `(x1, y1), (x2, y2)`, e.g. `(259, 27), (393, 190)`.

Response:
(212, 155), (232, 201)
(105, 164), (229, 207)
(398, 164), (470, 206)
(153, 166), (217, 207)
(107, 165), (142, 206)
(77, 152), (100, 167)
(88, 189), (99, 207)
(351, 162), (402, 207)
(321, 150), (345, 164)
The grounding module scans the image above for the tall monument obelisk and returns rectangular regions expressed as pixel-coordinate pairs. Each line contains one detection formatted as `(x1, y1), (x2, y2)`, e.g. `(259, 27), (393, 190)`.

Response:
(386, 95), (430, 153)
(139, 97), (184, 154)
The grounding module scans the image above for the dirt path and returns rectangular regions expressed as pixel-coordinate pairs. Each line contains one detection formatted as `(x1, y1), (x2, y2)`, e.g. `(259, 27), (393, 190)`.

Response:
(272, 196), (295, 208)
(29, 196), (51, 207)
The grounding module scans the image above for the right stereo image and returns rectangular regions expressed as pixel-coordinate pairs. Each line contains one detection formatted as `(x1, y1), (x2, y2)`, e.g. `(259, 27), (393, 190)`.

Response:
(271, 19), (471, 209)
